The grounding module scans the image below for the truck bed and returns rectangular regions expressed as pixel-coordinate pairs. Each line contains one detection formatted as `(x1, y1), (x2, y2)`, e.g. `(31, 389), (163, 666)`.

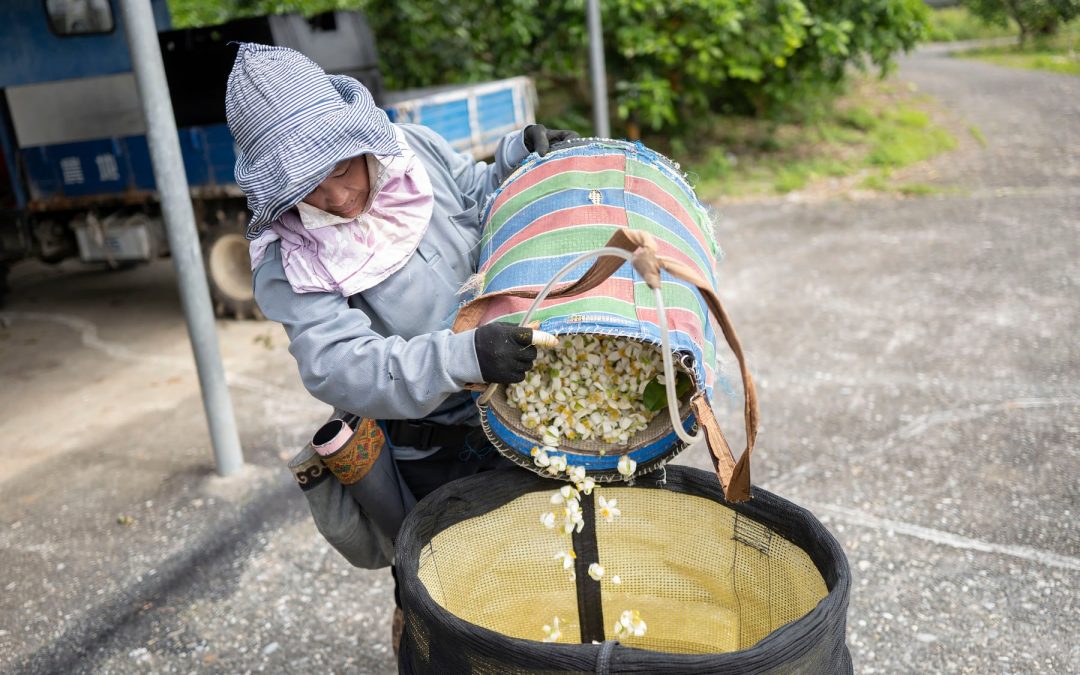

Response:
(384, 77), (536, 160)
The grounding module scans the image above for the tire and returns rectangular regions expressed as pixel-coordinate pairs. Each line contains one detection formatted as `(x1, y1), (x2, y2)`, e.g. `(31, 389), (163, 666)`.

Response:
(202, 229), (262, 320)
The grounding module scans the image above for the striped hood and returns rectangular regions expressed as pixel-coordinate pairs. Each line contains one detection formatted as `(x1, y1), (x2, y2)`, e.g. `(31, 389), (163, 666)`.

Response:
(225, 43), (401, 238)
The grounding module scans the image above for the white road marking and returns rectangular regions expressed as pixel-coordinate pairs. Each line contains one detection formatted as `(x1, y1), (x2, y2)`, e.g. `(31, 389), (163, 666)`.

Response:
(895, 397), (1080, 440)
(810, 502), (1080, 572)
(0, 310), (321, 415)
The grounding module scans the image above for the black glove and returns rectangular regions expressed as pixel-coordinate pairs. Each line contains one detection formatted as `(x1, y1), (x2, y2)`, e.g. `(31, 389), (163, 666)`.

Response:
(523, 124), (581, 157)
(474, 322), (538, 384)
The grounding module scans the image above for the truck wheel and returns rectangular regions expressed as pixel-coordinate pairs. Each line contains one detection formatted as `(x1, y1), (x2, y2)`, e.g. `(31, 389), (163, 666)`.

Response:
(203, 230), (262, 320)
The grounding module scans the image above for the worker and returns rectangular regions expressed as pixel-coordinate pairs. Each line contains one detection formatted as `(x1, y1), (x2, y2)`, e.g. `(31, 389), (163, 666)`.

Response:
(224, 43), (578, 652)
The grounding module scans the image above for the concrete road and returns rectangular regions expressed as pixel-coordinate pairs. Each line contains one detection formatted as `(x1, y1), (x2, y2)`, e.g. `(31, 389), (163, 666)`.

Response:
(0, 47), (1077, 673)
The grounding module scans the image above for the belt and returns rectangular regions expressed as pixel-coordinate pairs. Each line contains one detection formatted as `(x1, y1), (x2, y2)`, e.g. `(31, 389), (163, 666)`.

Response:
(384, 419), (485, 451)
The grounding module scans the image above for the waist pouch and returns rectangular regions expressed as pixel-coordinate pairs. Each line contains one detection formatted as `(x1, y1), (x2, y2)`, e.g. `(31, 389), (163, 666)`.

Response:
(288, 413), (486, 568)
(288, 410), (398, 569)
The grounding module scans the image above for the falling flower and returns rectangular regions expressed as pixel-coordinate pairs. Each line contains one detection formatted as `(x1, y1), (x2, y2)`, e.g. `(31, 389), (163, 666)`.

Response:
(554, 550), (576, 570)
(542, 617), (562, 642)
(531, 446), (551, 468)
(598, 495), (620, 522)
(575, 476), (596, 495)
(566, 465), (587, 483)
(540, 511), (556, 529)
(588, 563), (605, 581)
(550, 485), (579, 505)
(547, 454), (568, 475)
(613, 610), (647, 639)
(617, 455), (637, 478)
(563, 499), (585, 534)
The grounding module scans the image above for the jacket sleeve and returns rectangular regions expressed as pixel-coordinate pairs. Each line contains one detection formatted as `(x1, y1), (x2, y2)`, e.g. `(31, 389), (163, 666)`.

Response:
(253, 244), (484, 420)
(406, 124), (530, 209)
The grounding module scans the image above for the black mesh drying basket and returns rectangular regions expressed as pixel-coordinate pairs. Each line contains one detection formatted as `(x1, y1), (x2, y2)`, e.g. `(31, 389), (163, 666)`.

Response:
(396, 465), (852, 674)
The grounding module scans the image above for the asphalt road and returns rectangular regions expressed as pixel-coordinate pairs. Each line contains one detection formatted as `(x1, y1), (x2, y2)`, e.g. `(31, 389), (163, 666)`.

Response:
(698, 48), (1080, 673)
(0, 46), (1076, 673)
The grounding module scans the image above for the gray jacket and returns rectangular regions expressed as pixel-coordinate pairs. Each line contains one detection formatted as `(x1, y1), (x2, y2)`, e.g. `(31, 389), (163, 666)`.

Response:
(253, 124), (529, 460)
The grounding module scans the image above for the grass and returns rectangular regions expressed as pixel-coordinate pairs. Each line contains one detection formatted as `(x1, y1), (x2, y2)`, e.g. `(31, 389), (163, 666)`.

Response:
(926, 7), (1017, 42)
(959, 43), (1080, 75)
(954, 20), (1080, 76)
(926, 6), (1080, 76)
(896, 182), (944, 197)
(968, 124), (988, 147)
(684, 77), (958, 201)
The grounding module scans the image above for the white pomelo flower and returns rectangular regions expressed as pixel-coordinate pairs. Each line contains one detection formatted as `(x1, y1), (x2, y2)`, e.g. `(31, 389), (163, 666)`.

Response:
(550, 485), (579, 504)
(508, 335), (666, 446)
(613, 610), (647, 639)
(598, 495), (620, 522)
(554, 550), (576, 570)
(542, 617), (562, 642)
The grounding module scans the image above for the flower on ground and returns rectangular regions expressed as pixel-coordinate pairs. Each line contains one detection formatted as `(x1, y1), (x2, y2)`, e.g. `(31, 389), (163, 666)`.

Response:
(617, 455), (637, 478)
(612, 575), (622, 585)
(540, 511), (556, 529)
(613, 610), (647, 639)
(588, 563), (605, 581)
(542, 617), (562, 642)
(598, 495), (620, 522)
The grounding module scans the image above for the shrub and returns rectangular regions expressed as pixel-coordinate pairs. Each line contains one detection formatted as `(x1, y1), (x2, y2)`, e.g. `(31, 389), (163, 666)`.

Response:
(171, 0), (931, 137)
(366, 0), (930, 137)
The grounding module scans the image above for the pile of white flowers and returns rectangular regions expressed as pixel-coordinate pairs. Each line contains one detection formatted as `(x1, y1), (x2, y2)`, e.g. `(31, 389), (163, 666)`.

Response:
(506, 334), (663, 447)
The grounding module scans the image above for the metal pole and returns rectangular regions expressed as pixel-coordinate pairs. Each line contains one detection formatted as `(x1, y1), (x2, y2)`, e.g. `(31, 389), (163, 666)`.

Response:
(117, 0), (244, 476)
(586, 0), (611, 138)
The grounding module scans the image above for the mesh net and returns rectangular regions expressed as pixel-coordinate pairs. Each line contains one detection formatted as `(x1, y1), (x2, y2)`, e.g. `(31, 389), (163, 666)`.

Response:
(398, 466), (851, 674)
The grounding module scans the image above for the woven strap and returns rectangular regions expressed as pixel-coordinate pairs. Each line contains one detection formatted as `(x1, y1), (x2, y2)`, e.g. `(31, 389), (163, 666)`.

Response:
(453, 229), (757, 502)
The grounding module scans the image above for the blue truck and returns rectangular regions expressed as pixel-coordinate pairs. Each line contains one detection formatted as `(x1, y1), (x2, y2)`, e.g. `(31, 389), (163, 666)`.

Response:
(0, 1), (536, 316)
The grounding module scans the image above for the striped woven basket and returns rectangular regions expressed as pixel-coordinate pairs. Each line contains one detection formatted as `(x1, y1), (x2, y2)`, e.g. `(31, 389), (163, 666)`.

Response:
(452, 139), (757, 501)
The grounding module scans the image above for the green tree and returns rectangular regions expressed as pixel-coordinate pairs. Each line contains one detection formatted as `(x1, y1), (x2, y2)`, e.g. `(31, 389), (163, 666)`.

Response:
(962, 0), (1080, 44)
(169, 0), (930, 138)
(365, 0), (929, 137)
